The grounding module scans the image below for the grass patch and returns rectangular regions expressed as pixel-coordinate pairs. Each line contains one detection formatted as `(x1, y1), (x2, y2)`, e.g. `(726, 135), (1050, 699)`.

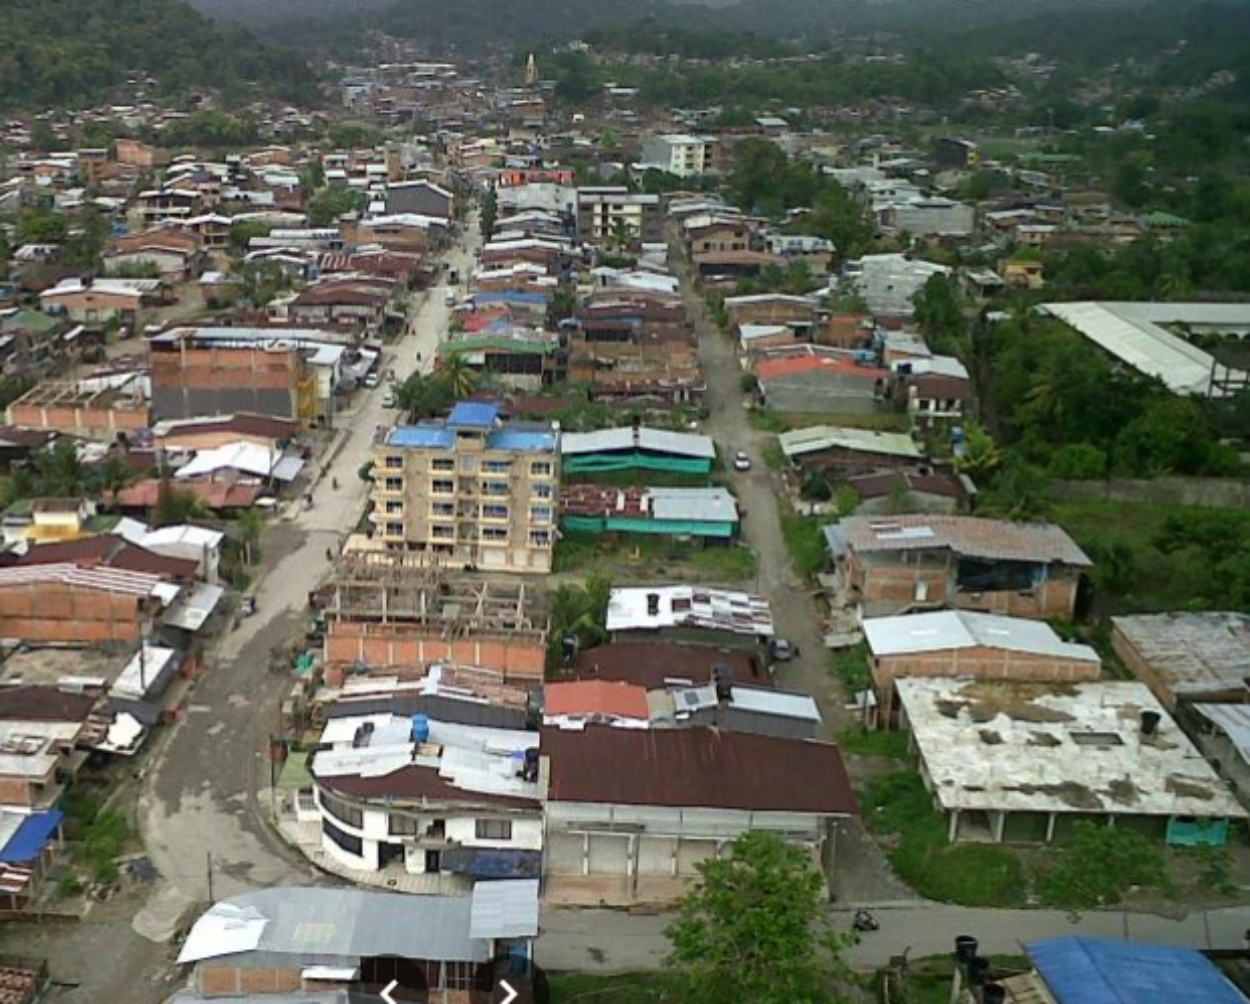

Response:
(829, 644), (870, 694)
(549, 973), (669, 1004)
(863, 771), (1027, 907)
(1035, 821), (1169, 910)
(761, 441), (785, 470)
(779, 501), (828, 579)
(749, 409), (790, 433)
(554, 530), (756, 583)
(838, 726), (908, 759)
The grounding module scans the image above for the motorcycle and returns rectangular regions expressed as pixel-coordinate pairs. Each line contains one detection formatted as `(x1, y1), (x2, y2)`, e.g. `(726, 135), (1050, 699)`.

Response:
(852, 908), (880, 933)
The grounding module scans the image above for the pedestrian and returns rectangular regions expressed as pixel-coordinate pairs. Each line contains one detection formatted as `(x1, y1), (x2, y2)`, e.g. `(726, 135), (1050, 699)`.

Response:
(325, 547), (333, 562)
(793, 644), (802, 658)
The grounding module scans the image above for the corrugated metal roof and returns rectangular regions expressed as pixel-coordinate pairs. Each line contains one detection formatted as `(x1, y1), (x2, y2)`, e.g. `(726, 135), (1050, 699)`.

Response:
(779, 425), (922, 460)
(560, 427), (715, 460)
(543, 726), (858, 815)
(1194, 704), (1250, 762)
(647, 487), (737, 524)
(838, 514), (1091, 566)
(1112, 612), (1250, 697)
(1028, 936), (1249, 1004)
(469, 878), (539, 939)
(864, 610), (1100, 662)
(179, 888), (489, 966)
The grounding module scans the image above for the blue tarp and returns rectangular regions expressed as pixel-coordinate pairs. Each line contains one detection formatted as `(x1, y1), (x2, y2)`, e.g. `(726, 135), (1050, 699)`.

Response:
(471, 292), (549, 306)
(442, 847), (542, 879)
(487, 429), (556, 452)
(1028, 936), (1248, 1004)
(448, 401), (502, 428)
(0, 809), (62, 864)
(387, 425), (455, 449)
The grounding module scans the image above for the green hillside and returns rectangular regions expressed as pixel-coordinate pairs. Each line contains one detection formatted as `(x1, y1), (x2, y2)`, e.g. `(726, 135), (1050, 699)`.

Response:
(0, 0), (319, 111)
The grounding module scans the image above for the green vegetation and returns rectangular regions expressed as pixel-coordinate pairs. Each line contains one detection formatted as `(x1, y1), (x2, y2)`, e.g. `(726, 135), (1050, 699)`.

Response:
(837, 726), (908, 760)
(863, 772), (1027, 907)
(554, 531), (757, 584)
(829, 645), (871, 695)
(779, 502), (829, 579)
(0, 0), (317, 111)
(1053, 501), (1250, 613)
(307, 185), (369, 227)
(666, 831), (852, 1004)
(891, 955), (1031, 1004)
(1036, 822), (1169, 910)
(548, 573), (612, 672)
(64, 787), (134, 884)
(549, 973), (668, 1004)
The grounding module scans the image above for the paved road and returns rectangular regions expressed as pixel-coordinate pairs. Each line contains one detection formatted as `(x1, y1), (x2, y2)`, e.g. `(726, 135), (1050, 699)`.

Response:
(538, 901), (1250, 973)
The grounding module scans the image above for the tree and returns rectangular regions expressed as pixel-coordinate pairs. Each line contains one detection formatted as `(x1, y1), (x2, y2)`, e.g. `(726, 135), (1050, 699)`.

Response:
(666, 831), (848, 1004)
(954, 420), (1004, 479)
(396, 372), (455, 421)
(306, 185), (366, 227)
(439, 355), (478, 399)
(912, 274), (968, 358)
(236, 508), (265, 565)
(153, 481), (208, 527)
(479, 188), (497, 239)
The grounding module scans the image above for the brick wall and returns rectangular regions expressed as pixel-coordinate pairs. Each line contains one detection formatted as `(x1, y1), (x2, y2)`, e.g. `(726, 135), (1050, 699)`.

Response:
(324, 622), (545, 685)
(197, 965), (303, 997)
(0, 582), (143, 644)
(0, 777), (34, 806)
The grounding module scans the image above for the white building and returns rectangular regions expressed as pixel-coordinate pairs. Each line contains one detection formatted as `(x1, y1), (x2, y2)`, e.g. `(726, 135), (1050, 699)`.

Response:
(639, 134), (716, 178)
(843, 253), (951, 317)
(305, 714), (544, 887)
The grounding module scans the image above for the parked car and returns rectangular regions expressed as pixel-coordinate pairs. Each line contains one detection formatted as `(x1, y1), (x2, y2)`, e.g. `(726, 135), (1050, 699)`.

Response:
(382, 390), (397, 408)
(364, 371), (381, 388)
(733, 451), (752, 471)
(769, 638), (795, 662)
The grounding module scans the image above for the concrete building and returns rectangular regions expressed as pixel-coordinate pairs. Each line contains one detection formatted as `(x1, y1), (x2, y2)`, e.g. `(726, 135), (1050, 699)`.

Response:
(148, 327), (321, 425)
(844, 254), (950, 317)
(1112, 612), (1250, 710)
(640, 134), (716, 178)
(877, 197), (976, 239)
(895, 678), (1245, 845)
(39, 277), (162, 328)
(305, 714), (542, 887)
(541, 725), (857, 905)
(384, 180), (454, 219)
(825, 514), (1091, 620)
(370, 402), (558, 574)
(0, 564), (170, 646)
(863, 609), (1102, 721)
(576, 188), (662, 245)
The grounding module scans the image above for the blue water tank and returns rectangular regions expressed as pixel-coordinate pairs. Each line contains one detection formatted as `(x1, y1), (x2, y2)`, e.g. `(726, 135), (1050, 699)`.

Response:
(411, 714), (430, 744)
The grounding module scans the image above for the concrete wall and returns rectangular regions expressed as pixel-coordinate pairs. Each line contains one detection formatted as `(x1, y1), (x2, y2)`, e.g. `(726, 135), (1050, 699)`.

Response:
(149, 345), (314, 423)
(1051, 477), (1250, 509)
(7, 402), (149, 438)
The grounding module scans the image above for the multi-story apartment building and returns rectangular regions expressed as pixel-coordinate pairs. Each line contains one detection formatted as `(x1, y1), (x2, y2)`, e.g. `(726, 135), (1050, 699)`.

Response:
(639, 134), (717, 179)
(371, 402), (558, 573)
(576, 187), (662, 245)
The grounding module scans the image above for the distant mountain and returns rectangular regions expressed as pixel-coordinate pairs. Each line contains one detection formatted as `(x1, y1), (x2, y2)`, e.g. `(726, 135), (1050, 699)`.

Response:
(0, 0), (319, 112)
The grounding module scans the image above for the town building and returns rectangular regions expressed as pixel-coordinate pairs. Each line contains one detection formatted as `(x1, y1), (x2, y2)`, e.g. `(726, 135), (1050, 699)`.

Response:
(639, 134), (716, 178)
(862, 609), (1102, 721)
(541, 725), (857, 904)
(779, 425), (924, 479)
(370, 402), (558, 574)
(1112, 612), (1250, 711)
(560, 427), (715, 478)
(894, 677), (1245, 845)
(825, 514), (1091, 620)
(176, 884), (540, 1001)
(576, 188), (662, 245)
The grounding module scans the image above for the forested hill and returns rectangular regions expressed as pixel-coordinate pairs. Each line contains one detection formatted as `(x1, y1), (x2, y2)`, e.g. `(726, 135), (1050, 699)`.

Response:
(0, 0), (320, 111)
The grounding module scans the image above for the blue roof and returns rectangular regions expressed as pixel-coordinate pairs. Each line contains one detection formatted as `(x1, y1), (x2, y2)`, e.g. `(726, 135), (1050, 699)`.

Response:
(1028, 937), (1248, 1004)
(487, 429), (556, 452)
(448, 401), (501, 429)
(471, 291), (549, 306)
(386, 425), (455, 449)
(0, 809), (62, 864)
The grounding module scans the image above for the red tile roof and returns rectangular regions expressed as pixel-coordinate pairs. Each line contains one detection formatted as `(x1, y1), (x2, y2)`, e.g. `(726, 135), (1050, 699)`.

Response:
(543, 726), (858, 816)
(112, 479), (262, 511)
(13, 534), (197, 580)
(755, 353), (888, 381)
(544, 680), (649, 719)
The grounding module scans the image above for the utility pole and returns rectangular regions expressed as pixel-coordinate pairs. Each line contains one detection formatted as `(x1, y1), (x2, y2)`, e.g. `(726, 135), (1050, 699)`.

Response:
(206, 852), (214, 903)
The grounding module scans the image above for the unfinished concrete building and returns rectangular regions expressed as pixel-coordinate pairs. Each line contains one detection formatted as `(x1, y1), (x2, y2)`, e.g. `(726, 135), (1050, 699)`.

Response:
(314, 554), (548, 686)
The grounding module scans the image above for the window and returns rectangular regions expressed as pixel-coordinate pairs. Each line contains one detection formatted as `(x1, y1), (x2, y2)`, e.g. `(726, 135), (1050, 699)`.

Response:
(432, 525), (455, 540)
(384, 477), (403, 492)
(432, 479), (454, 495)
(386, 521), (404, 536)
(384, 455), (403, 470)
(482, 527), (508, 542)
(529, 530), (551, 547)
(483, 459), (511, 473)
(483, 481), (509, 497)
(529, 506), (552, 524)
(385, 501), (403, 515)
(533, 483), (553, 499)
(475, 818), (513, 841)
(389, 814), (421, 837)
(444, 961), (478, 991)
(431, 458), (454, 472)
(323, 818), (363, 856)
(432, 502), (454, 517)
(319, 790), (363, 829)
(530, 461), (552, 476)
(482, 504), (508, 520)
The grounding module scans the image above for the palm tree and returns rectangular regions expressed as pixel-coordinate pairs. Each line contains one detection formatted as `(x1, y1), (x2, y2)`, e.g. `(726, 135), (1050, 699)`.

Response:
(236, 508), (265, 566)
(440, 354), (478, 399)
(33, 440), (88, 497)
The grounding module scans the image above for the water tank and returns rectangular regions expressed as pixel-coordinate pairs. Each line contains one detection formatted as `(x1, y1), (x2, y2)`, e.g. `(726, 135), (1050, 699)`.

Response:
(412, 714), (431, 744)
(1141, 710), (1162, 737)
(969, 957), (991, 987)
(954, 936), (979, 964)
(983, 985), (1006, 1004)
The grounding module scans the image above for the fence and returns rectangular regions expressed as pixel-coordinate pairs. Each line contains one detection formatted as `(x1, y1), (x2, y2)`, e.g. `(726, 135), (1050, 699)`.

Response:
(1050, 477), (1250, 509)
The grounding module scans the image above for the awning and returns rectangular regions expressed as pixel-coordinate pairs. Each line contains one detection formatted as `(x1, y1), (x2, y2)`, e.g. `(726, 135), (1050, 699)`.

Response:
(0, 809), (63, 863)
(161, 581), (225, 633)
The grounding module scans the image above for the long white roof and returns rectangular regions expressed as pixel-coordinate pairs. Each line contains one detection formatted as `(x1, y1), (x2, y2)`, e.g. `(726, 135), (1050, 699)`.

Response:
(560, 426), (715, 459)
(1041, 301), (1250, 397)
(864, 610), (1099, 662)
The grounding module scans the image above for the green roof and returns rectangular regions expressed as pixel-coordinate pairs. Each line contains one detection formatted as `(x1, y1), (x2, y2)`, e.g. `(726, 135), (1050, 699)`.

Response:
(1142, 211), (1189, 228)
(442, 337), (557, 356)
(0, 310), (57, 334)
